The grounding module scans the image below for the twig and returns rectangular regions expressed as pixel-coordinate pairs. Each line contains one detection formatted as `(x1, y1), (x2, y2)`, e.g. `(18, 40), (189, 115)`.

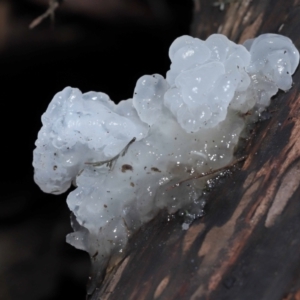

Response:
(166, 155), (247, 191)
(29, 0), (61, 29)
(85, 137), (136, 169)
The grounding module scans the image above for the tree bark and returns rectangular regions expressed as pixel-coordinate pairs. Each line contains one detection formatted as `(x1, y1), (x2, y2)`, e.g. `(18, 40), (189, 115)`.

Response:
(95, 0), (300, 299)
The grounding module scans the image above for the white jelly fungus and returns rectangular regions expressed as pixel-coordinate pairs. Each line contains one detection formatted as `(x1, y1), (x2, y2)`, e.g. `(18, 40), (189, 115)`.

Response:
(33, 33), (299, 291)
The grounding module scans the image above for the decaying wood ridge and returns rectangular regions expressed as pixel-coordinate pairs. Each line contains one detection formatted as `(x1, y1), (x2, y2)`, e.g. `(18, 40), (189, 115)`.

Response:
(94, 0), (300, 299)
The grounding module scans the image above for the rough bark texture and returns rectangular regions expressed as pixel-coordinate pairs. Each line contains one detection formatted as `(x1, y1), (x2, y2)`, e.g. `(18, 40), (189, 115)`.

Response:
(96, 0), (300, 299)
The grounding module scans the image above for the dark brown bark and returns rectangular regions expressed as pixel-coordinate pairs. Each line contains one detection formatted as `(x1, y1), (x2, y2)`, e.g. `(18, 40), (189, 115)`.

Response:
(95, 1), (300, 299)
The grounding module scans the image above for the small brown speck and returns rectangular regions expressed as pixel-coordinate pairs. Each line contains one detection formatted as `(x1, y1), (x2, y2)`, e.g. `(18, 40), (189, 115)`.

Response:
(122, 164), (133, 172)
(92, 251), (98, 258)
(130, 182), (135, 187)
(53, 165), (57, 170)
(104, 204), (107, 208)
(151, 167), (161, 173)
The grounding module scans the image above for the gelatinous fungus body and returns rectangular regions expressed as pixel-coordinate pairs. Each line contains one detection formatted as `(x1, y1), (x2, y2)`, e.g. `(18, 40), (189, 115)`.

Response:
(33, 33), (299, 292)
